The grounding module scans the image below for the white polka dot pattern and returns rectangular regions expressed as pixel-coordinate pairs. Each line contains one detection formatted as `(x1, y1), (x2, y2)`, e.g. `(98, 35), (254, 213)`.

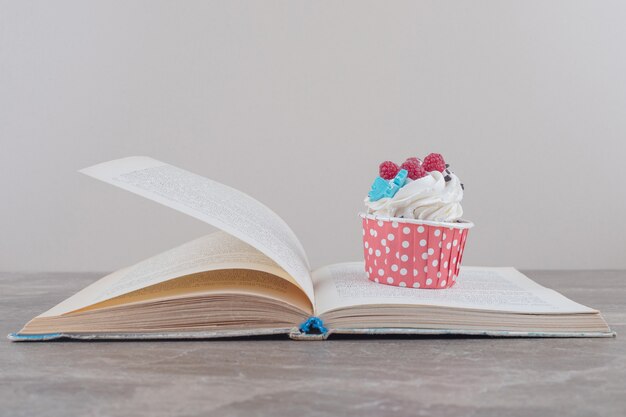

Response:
(362, 216), (470, 289)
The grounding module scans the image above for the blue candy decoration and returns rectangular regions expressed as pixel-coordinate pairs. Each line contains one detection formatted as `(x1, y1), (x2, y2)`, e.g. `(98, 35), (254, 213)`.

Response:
(368, 177), (390, 201)
(368, 169), (408, 201)
(392, 169), (408, 188)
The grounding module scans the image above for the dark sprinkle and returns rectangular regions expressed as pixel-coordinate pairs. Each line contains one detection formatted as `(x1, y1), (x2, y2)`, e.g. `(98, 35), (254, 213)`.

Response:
(445, 169), (451, 174)
(461, 183), (465, 190)
(444, 175), (452, 182)
(446, 164), (450, 168)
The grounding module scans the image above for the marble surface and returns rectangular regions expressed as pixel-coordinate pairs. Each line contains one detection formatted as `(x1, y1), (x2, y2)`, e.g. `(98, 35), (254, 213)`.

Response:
(1, 270), (624, 417)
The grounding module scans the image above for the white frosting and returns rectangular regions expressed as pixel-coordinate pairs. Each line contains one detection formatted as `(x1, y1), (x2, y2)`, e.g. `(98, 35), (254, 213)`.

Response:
(365, 171), (463, 221)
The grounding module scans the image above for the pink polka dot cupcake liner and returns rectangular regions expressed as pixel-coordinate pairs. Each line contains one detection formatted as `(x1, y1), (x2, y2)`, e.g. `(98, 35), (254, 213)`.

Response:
(360, 213), (474, 289)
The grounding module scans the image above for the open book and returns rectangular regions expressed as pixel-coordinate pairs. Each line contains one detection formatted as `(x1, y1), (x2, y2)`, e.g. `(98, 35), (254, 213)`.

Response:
(10, 157), (614, 341)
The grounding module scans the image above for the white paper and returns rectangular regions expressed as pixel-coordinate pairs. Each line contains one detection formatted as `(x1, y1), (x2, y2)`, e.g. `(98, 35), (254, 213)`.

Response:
(80, 156), (314, 302)
(313, 263), (597, 315)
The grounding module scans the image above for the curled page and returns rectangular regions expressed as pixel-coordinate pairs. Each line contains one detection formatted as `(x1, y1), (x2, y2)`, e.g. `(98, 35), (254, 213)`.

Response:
(80, 156), (314, 302)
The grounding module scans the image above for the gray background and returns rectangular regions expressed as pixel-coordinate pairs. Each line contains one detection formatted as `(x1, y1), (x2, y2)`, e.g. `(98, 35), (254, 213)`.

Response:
(1, 0), (625, 272)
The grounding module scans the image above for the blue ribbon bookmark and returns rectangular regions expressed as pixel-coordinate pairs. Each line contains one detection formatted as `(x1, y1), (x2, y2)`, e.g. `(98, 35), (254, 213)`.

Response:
(298, 317), (328, 334)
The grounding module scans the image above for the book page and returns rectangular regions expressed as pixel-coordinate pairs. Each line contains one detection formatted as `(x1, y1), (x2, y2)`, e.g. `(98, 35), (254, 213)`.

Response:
(313, 263), (597, 315)
(73, 269), (313, 316)
(40, 232), (304, 317)
(80, 156), (314, 302)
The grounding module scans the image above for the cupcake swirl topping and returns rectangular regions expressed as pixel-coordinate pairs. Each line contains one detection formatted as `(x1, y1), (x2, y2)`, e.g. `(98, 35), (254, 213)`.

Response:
(365, 153), (464, 222)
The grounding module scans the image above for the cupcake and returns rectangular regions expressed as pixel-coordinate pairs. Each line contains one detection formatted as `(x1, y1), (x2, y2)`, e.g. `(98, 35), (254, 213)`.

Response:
(361, 153), (473, 289)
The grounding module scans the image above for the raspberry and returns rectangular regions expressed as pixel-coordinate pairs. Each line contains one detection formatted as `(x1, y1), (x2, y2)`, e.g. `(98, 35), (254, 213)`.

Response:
(405, 157), (421, 165)
(423, 153), (446, 172)
(379, 161), (400, 180)
(400, 159), (427, 180)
